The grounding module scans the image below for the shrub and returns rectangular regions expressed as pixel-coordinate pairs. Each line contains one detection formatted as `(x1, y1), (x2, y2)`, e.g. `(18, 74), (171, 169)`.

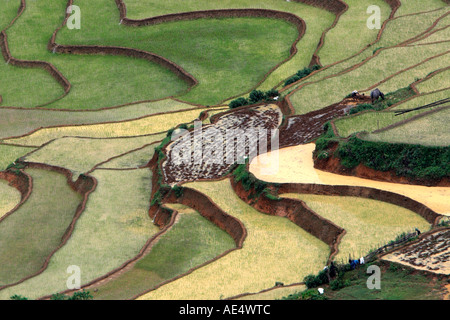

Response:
(349, 103), (374, 115)
(249, 90), (266, 104)
(283, 65), (321, 87)
(265, 89), (279, 99)
(172, 185), (184, 198)
(51, 293), (68, 300)
(299, 289), (328, 300)
(304, 269), (329, 289)
(330, 278), (350, 291)
(67, 290), (93, 300)
(335, 135), (449, 181)
(229, 97), (249, 109)
(10, 294), (29, 300)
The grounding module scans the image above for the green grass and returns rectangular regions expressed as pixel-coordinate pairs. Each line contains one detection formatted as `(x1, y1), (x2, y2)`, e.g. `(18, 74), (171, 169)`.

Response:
(364, 106), (450, 147)
(0, 99), (197, 140)
(5, 0), (189, 109)
(24, 133), (166, 177)
(0, 144), (35, 170)
(121, 0), (335, 93)
(92, 203), (236, 300)
(376, 7), (449, 48)
(97, 142), (159, 169)
(0, 0), (21, 31)
(317, 0), (391, 66)
(0, 169), (159, 299)
(289, 41), (449, 114)
(416, 68), (450, 93)
(0, 168), (83, 286)
(138, 179), (330, 300)
(54, 0), (301, 105)
(326, 261), (446, 300)
(282, 194), (430, 263)
(0, 0), (64, 107)
(395, 0), (448, 16)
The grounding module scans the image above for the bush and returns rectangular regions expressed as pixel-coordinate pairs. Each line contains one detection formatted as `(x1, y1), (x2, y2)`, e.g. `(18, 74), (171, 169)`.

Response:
(67, 290), (93, 300)
(10, 294), (29, 300)
(265, 89), (279, 99)
(335, 136), (449, 181)
(229, 97), (249, 109)
(330, 278), (350, 291)
(172, 185), (184, 198)
(349, 103), (374, 115)
(283, 65), (321, 87)
(317, 151), (330, 160)
(249, 90), (266, 104)
(51, 293), (68, 300)
(304, 269), (329, 289)
(229, 89), (280, 109)
(299, 289), (328, 300)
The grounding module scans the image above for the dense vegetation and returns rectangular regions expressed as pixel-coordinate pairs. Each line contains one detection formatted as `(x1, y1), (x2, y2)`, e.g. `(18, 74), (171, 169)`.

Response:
(315, 123), (449, 182)
(229, 89), (279, 109)
(283, 64), (321, 87)
(336, 136), (450, 180)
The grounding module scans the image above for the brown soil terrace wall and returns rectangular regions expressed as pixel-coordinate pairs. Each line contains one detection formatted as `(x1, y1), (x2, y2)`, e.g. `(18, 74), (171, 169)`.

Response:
(0, 170), (32, 225)
(51, 0), (311, 107)
(0, 32), (70, 94)
(164, 188), (246, 248)
(115, 0), (310, 105)
(231, 177), (344, 263)
(0, 170), (30, 202)
(0, 161), (97, 292)
(0, 0), (71, 108)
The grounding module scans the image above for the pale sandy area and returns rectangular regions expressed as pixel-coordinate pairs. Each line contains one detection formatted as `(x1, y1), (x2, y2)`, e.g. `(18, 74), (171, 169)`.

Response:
(250, 143), (450, 216)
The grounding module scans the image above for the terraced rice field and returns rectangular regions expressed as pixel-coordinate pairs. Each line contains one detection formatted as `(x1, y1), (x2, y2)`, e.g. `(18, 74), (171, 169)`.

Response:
(3, 108), (207, 147)
(0, 179), (21, 220)
(0, 169), (158, 299)
(138, 179), (330, 300)
(23, 134), (166, 177)
(0, 99), (203, 140)
(0, 168), (83, 287)
(363, 106), (450, 146)
(90, 203), (236, 300)
(0, 0), (448, 301)
(281, 194), (431, 262)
